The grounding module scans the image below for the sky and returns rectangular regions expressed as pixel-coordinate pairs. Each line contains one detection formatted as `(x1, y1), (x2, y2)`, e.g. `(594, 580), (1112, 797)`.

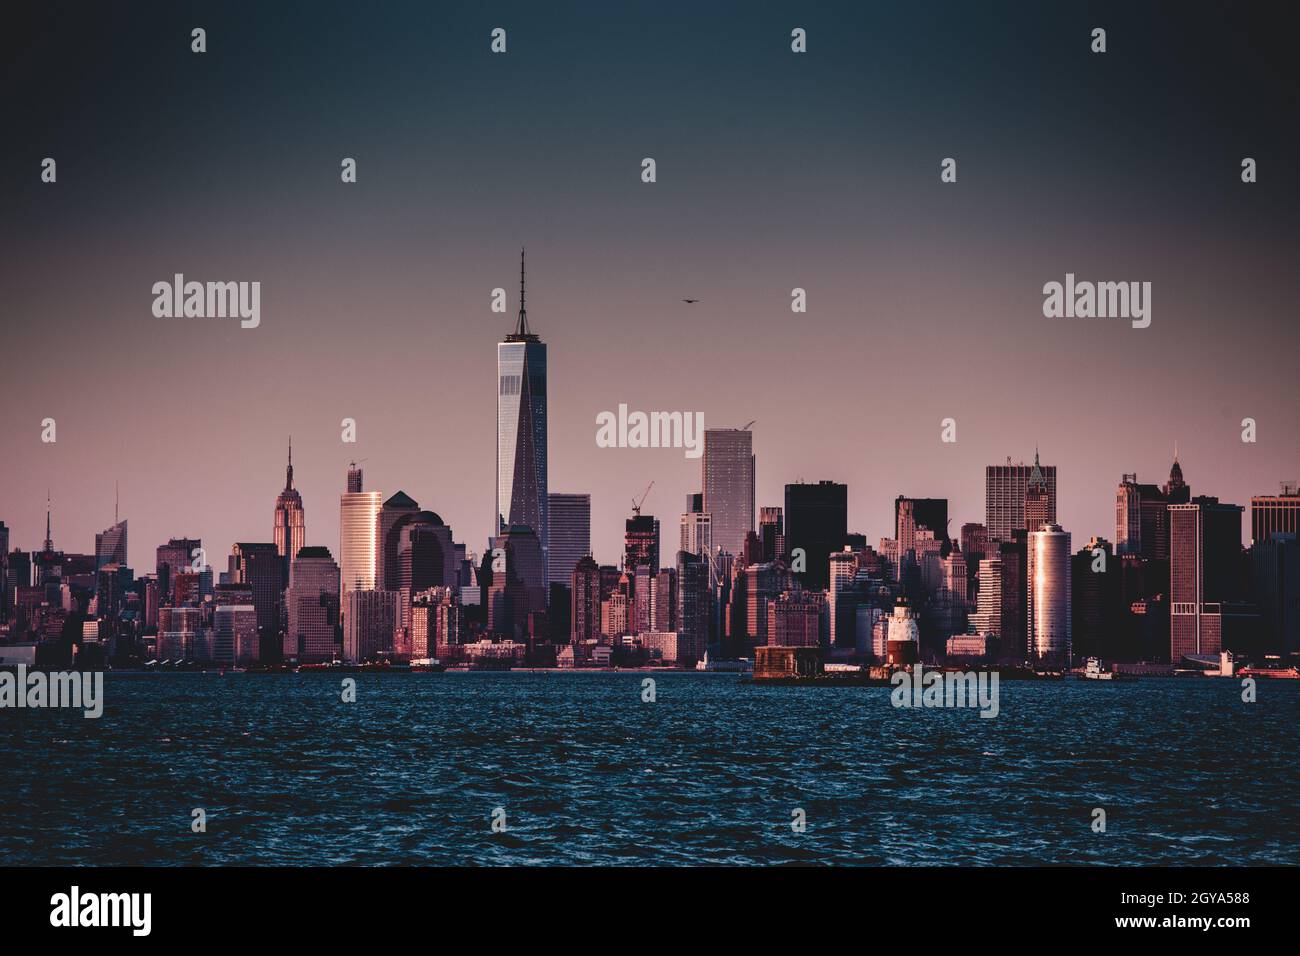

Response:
(1, 0), (1298, 570)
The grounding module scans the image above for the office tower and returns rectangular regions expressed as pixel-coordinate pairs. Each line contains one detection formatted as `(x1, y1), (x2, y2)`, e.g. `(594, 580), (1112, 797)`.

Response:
(1024, 450), (1054, 534)
(768, 591), (822, 648)
(1170, 497), (1244, 661)
(937, 547), (968, 636)
(228, 542), (284, 652)
(784, 480), (847, 591)
(95, 492), (128, 572)
(969, 556), (1004, 640)
(1071, 537), (1120, 660)
(156, 537), (201, 604)
(496, 249), (548, 581)
(487, 524), (546, 640)
(548, 493), (590, 588)
(632, 564), (653, 634)
(998, 532), (1028, 659)
(745, 561), (795, 646)
(1253, 533), (1299, 656)
(344, 589), (398, 662)
(601, 591), (630, 640)
(679, 511), (712, 560)
(571, 554), (601, 643)
(397, 512), (457, 639)
(1027, 524), (1072, 666)
(431, 587), (463, 652)
(759, 506), (784, 563)
(624, 513), (660, 574)
(213, 605), (258, 666)
(285, 546), (340, 663)
(273, 439), (307, 565)
(1251, 482), (1300, 545)
(376, 491), (421, 591)
(828, 548), (858, 648)
(676, 550), (710, 661)
(686, 493), (703, 514)
(986, 455), (1057, 542)
(339, 463), (382, 600)
(1116, 458), (1187, 560)
(652, 568), (676, 633)
(896, 497), (949, 549)
(158, 606), (203, 661)
(702, 427), (755, 560)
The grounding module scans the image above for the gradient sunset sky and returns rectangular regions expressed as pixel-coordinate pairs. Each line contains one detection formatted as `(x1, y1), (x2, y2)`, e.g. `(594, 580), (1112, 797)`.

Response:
(2, 1), (1297, 569)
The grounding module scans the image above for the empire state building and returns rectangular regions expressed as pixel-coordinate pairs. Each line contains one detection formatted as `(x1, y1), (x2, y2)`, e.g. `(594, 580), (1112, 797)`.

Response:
(496, 249), (548, 581)
(274, 439), (306, 565)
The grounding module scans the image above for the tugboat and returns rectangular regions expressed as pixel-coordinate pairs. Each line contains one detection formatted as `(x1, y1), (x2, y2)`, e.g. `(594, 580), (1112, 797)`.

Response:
(1083, 657), (1115, 681)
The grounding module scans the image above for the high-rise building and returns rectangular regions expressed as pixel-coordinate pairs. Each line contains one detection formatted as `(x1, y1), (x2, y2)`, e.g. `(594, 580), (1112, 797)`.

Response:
(95, 494), (128, 572)
(1116, 459), (1187, 559)
(1170, 497), (1243, 661)
(496, 249), (548, 581)
(273, 439), (306, 565)
(969, 556), (1004, 640)
(828, 548), (858, 648)
(1024, 450), (1054, 534)
(986, 455), (1057, 542)
(759, 506), (784, 563)
(156, 537), (201, 604)
(624, 513), (660, 574)
(571, 555), (601, 644)
(768, 591), (822, 648)
(339, 463), (382, 597)
(896, 497), (948, 550)
(213, 604), (258, 666)
(1027, 524), (1071, 666)
(785, 480), (848, 591)
(998, 531), (1028, 661)
(1071, 537), (1119, 661)
(487, 524), (546, 640)
(397, 512), (457, 640)
(702, 428), (755, 560)
(1253, 533), (1299, 656)
(676, 550), (710, 662)
(285, 546), (340, 663)
(652, 568), (676, 633)
(1250, 482), (1300, 546)
(679, 511), (712, 561)
(547, 493), (590, 588)
(344, 589), (398, 663)
(228, 542), (284, 653)
(376, 491), (421, 592)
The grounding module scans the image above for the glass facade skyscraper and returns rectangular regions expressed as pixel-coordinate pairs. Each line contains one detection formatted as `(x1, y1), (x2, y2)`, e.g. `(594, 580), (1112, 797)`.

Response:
(497, 250), (548, 582)
(702, 428), (754, 561)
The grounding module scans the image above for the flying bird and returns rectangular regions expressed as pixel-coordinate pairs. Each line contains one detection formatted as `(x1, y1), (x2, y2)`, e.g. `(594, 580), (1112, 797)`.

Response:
(682, 298), (700, 304)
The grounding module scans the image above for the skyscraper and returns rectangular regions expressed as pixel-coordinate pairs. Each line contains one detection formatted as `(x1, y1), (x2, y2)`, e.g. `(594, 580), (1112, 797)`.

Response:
(624, 513), (660, 574)
(784, 480), (848, 591)
(339, 463), (382, 595)
(702, 427), (755, 560)
(676, 550), (710, 661)
(1024, 449), (1054, 534)
(343, 589), (398, 663)
(273, 439), (306, 565)
(895, 497), (948, 549)
(497, 249), (548, 582)
(95, 491), (127, 571)
(986, 455), (1057, 543)
(547, 493), (591, 588)
(156, 537), (201, 604)
(1027, 523), (1071, 665)
(571, 554), (601, 644)
(758, 506), (784, 563)
(679, 510), (712, 561)
(376, 491), (421, 592)
(228, 542), (284, 653)
(285, 546), (340, 663)
(1170, 497), (1243, 661)
(1250, 482), (1300, 546)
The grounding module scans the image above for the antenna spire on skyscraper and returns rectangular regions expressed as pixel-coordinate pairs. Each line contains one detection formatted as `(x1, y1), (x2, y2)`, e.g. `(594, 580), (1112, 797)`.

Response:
(44, 488), (52, 552)
(516, 246), (529, 337)
(286, 436), (295, 490)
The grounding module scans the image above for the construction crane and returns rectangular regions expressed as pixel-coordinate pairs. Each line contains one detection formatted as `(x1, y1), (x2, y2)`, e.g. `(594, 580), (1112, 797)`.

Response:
(632, 481), (655, 517)
(742, 420), (756, 430)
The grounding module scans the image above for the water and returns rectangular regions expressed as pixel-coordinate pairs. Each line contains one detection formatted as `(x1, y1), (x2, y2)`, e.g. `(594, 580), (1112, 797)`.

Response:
(2, 672), (1295, 865)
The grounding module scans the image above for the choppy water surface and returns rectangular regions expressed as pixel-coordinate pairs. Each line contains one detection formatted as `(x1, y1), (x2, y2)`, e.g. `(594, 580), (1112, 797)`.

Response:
(2, 672), (1295, 865)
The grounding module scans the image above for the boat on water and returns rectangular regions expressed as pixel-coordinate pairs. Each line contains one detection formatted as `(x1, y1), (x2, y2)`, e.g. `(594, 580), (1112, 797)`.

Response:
(1238, 666), (1300, 679)
(695, 652), (752, 673)
(1082, 657), (1115, 681)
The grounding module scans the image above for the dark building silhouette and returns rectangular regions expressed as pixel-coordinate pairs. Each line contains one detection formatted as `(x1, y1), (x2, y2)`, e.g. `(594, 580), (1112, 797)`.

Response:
(785, 480), (848, 591)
